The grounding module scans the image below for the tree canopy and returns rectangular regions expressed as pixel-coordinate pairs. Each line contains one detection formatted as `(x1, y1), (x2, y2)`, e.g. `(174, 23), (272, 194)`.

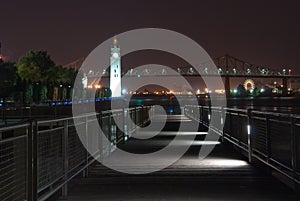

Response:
(16, 50), (75, 85)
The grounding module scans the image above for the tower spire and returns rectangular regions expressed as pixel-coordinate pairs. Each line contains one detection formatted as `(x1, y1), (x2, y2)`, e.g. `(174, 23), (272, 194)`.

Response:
(113, 36), (118, 46)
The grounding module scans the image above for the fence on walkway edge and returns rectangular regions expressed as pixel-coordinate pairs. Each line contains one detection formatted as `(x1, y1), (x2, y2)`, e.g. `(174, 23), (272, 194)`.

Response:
(184, 105), (300, 188)
(0, 106), (152, 201)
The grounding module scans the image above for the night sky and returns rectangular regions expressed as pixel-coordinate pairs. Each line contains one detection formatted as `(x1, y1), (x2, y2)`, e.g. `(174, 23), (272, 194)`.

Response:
(1, 0), (300, 74)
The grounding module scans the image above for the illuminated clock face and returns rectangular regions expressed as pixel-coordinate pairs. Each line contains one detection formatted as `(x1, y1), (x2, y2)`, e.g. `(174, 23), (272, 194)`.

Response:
(113, 52), (119, 58)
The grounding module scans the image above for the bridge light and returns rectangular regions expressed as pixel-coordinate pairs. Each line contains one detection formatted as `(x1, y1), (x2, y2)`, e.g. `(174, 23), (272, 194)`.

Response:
(233, 67), (237, 75)
(188, 67), (194, 75)
(137, 74), (141, 78)
(283, 69), (286, 75)
(218, 68), (223, 74)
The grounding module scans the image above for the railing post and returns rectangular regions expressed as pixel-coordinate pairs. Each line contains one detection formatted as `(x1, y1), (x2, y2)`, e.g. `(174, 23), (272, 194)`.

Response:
(134, 108), (137, 129)
(266, 114), (271, 163)
(221, 107), (225, 143)
(83, 116), (89, 178)
(290, 116), (298, 190)
(123, 108), (128, 141)
(98, 113), (103, 160)
(247, 109), (252, 163)
(200, 106), (203, 123)
(61, 119), (69, 199)
(109, 113), (112, 151)
(27, 120), (38, 201)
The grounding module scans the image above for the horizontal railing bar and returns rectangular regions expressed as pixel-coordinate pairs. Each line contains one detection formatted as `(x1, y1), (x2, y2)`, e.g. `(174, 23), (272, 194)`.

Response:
(269, 158), (293, 172)
(0, 135), (27, 144)
(38, 126), (64, 134)
(0, 123), (30, 132)
(252, 153), (300, 185)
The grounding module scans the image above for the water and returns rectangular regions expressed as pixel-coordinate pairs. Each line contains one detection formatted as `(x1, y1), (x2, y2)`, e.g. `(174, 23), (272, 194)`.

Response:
(211, 97), (300, 115)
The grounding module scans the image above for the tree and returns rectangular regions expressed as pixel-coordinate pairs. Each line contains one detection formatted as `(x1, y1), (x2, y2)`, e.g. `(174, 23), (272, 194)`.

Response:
(236, 84), (246, 97)
(16, 51), (77, 103)
(0, 61), (18, 103)
(17, 51), (59, 82)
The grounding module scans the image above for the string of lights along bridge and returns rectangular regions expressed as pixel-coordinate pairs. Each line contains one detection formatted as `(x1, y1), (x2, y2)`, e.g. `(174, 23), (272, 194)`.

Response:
(64, 44), (300, 97)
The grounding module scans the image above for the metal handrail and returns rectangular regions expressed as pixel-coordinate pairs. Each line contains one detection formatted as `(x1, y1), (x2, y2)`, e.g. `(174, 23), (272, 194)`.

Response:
(184, 105), (300, 187)
(0, 106), (151, 201)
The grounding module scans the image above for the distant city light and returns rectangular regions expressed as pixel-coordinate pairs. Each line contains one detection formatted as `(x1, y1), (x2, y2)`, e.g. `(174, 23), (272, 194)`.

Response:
(122, 88), (127, 94)
(215, 89), (225, 94)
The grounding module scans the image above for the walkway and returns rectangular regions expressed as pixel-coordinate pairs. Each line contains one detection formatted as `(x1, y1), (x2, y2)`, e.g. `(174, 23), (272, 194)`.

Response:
(58, 115), (299, 201)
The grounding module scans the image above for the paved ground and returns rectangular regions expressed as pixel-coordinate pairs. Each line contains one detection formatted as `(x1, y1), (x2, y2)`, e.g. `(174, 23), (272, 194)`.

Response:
(59, 115), (299, 201)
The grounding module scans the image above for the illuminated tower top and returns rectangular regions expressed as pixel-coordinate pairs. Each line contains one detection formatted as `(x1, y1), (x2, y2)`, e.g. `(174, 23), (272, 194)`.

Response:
(113, 36), (118, 46)
(110, 37), (121, 97)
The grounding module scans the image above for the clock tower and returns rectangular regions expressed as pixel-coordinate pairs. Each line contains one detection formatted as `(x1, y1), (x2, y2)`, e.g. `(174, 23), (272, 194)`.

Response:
(110, 37), (121, 97)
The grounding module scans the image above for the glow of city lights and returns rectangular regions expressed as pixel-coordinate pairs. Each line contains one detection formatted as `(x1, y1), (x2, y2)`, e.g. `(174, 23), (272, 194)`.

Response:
(215, 89), (225, 94)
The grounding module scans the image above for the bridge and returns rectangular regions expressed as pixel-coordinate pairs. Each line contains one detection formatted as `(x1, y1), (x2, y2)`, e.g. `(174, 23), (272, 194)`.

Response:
(1, 104), (299, 200)
(64, 55), (300, 96)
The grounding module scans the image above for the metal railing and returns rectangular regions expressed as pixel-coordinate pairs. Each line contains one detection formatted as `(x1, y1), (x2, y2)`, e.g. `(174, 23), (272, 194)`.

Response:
(184, 105), (300, 187)
(0, 106), (151, 201)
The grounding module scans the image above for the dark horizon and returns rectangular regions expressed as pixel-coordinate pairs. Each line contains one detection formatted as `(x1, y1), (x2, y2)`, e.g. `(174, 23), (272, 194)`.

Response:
(0, 0), (300, 73)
